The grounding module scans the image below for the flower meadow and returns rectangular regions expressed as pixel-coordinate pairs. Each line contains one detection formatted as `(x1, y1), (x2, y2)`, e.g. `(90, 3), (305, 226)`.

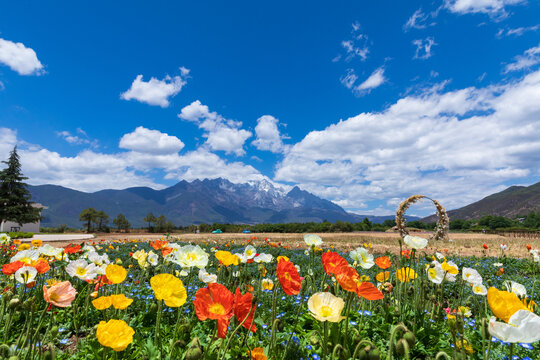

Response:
(0, 222), (540, 359)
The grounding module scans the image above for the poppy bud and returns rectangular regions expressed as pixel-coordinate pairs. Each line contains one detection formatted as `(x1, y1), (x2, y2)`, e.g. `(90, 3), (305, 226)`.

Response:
(368, 348), (381, 360)
(8, 298), (20, 309)
(403, 331), (416, 348)
(185, 337), (202, 360)
(394, 338), (408, 355)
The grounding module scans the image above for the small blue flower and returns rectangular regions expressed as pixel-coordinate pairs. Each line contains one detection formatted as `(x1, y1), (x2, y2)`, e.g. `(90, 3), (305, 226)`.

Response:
(519, 343), (533, 350)
(313, 355), (321, 360)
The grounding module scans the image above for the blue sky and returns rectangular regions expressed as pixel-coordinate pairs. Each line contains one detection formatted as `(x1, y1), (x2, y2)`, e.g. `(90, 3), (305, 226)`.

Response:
(1, 0), (540, 216)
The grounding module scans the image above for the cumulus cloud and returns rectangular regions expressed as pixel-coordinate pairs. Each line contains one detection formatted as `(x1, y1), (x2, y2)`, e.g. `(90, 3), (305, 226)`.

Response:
(119, 126), (185, 154)
(0, 38), (44, 75)
(413, 37), (437, 59)
(275, 69), (540, 214)
(504, 44), (540, 73)
(252, 115), (286, 153)
(178, 100), (252, 156)
(1, 127), (264, 193)
(444, 0), (526, 18)
(120, 68), (189, 107)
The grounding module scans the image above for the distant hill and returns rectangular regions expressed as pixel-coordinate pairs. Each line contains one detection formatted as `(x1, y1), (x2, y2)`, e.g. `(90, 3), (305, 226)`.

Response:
(29, 178), (413, 228)
(422, 182), (540, 222)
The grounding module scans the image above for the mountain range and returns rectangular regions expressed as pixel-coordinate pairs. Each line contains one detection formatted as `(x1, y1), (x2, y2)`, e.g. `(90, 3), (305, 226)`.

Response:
(29, 178), (405, 228)
(422, 181), (540, 222)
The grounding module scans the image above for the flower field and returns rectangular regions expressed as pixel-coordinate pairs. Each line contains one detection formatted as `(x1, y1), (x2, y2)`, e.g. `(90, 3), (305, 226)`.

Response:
(0, 228), (539, 359)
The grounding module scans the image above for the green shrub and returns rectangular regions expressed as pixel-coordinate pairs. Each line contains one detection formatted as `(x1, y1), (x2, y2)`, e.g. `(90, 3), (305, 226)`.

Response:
(8, 231), (34, 239)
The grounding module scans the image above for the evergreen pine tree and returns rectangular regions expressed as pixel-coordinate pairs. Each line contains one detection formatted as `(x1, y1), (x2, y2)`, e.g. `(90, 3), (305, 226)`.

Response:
(0, 146), (41, 226)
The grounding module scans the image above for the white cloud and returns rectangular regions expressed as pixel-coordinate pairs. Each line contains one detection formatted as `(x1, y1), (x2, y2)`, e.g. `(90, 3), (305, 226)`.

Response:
(413, 37), (437, 59)
(252, 115), (285, 153)
(498, 25), (540, 37)
(2, 127), (265, 193)
(119, 126), (185, 154)
(444, 0), (526, 18)
(404, 9), (435, 31)
(275, 69), (540, 214)
(120, 68), (189, 107)
(178, 100), (252, 156)
(56, 130), (98, 148)
(352, 67), (386, 95)
(335, 22), (370, 62)
(340, 69), (358, 89)
(504, 44), (540, 73)
(0, 38), (44, 75)
(0, 80), (4, 91)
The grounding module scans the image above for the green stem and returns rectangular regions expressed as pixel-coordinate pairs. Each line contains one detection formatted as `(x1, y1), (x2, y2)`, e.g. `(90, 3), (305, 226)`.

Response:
(155, 300), (163, 355)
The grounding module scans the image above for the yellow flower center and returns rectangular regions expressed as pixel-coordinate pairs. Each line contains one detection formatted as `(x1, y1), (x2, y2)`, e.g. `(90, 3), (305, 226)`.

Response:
(320, 306), (333, 317)
(209, 303), (226, 315)
(284, 272), (292, 281)
(187, 253), (197, 261)
(428, 268), (437, 279)
(76, 267), (88, 276)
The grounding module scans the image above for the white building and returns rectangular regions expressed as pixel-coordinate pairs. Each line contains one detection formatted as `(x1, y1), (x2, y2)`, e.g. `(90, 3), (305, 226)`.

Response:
(0, 203), (45, 233)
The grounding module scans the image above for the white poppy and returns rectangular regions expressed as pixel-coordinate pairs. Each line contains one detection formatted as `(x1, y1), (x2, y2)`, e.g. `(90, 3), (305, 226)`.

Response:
(0, 233), (11, 245)
(426, 261), (444, 284)
(65, 259), (98, 280)
(11, 250), (40, 265)
(304, 234), (323, 247)
(403, 235), (428, 250)
(349, 247), (375, 269)
(198, 268), (217, 284)
(462, 267), (483, 285)
(472, 283), (488, 295)
(15, 266), (37, 284)
(254, 253), (273, 263)
(173, 245), (209, 269)
(504, 281), (527, 298)
(489, 310), (540, 343)
(147, 251), (159, 266)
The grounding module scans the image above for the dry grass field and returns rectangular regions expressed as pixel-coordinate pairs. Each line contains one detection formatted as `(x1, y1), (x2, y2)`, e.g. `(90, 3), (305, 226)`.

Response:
(47, 231), (539, 258)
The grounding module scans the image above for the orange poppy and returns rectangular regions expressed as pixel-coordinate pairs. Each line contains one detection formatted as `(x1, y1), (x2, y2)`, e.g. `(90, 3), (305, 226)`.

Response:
(32, 259), (50, 274)
(161, 247), (173, 257)
(233, 288), (257, 332)
(193, 283), (234, 338)
(334, 265), (360, 292)
(276, 259), (302, 296)
(64, 244), (81, 254)
(375, 256), (391, 269)
(150, 240), (169, 251)
(2, 261), (24, 276)
(248, 347), (267, 360)
(356, 282), (384, 300)
(322, 252), (349, 276)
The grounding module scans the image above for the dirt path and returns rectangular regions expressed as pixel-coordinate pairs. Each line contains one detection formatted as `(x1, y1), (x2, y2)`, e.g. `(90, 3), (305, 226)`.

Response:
(37, 231), (539, 259)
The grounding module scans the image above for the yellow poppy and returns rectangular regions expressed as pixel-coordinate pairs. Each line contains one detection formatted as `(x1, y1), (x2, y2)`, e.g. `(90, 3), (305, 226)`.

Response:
(215, 251), (240, 266)
(96, 319), (134, 351)
(92, 296), (112, 310)
(31, 239), (42, 247)
(276, 255), (289, 262)
(150, 273), (187, 307)
(376, 271), (390, 282)
(396, 267), (417, 282)
(487, 287), (528, 323)
(110, 294), (133, 309)
(105, 264), (127, 284)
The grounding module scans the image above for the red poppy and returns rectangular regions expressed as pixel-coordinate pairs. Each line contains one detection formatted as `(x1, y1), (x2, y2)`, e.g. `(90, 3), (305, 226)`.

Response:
(2, 261), (25, 275)
(322, 252), (349, 276)
(64, 244), (81, 254)
(483, 243), (488, 250)
(193, 283), (234, 338)
(356, 282), (384, 300)
(526, 244), (532, 251)
(233, 288), (257, 332)
(334, 265), (360, 292)
(375, 256), (392, 269)
(276, 259), (302, 296)
(401, 250), (410, 259)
